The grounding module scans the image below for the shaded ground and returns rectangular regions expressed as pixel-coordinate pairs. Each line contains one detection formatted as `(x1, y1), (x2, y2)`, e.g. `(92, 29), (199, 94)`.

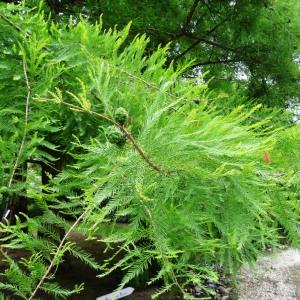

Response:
(0, 232), (174, 300)
(47, 232), (175, 300)
(4, 233), (300, 299)
(237, 248), (300, 300)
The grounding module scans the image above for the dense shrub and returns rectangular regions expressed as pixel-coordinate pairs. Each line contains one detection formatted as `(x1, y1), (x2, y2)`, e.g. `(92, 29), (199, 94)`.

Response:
(0, 3), (299, 299)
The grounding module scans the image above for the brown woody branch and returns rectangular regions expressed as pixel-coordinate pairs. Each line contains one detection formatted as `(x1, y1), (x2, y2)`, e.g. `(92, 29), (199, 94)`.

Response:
(174, 32), (237, 63)
(56, 101), (172, 174)
(205, 15), (232, 35)
(174, 39), (202, 61)
(183, 0), (201, 30)
(184, 32), (236, 52)
(190, 58), (238, 68)
(163, 0), (202, 44)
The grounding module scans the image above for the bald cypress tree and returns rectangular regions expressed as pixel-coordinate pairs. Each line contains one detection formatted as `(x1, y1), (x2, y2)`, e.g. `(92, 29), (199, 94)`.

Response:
(0, 2), (299, 299)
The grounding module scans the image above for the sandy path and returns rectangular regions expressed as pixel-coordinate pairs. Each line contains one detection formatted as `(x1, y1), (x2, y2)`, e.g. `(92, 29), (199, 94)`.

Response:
(237, 248), (300, 300)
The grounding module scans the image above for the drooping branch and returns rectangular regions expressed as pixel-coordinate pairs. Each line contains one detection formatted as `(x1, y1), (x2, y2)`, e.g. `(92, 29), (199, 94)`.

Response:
(141, 203), (186, 297)
(8, 57), (31, 187)
(39, 99), (173, 174)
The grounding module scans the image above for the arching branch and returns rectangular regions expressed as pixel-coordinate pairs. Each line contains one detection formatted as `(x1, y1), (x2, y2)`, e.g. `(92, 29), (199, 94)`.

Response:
(37, 99), (173, 175)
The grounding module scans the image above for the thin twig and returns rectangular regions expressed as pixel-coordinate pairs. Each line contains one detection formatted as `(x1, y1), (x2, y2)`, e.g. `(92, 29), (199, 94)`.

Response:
(163, 0), (201, 44)
(108, 63), (181, 101)
(26, 159), (60, 173)
(0, 13), (30, 37)
(184, 32), (236, 53)
(176, 35), (230, 62)
(205, 15), (231, 35)
(27, 209), (88, 300)
(190, 58), (238, 68)
(174, 39), (203, 61)
(57, 101), (172, 174)
(0, 247), (7, 258)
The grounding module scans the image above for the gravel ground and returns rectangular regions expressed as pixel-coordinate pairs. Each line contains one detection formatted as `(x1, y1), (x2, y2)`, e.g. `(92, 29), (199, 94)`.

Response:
(237, 248), (300, 300)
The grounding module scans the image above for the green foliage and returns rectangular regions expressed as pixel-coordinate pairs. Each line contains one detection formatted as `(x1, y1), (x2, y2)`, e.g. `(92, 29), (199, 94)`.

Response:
(0, 2), (299, 299)
(43, 0), (300, 106)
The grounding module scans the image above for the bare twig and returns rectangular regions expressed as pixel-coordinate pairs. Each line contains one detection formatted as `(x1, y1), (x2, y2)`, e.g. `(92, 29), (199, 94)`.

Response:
(175, 12), (233, 61)
(0, 13), (30, 37)
(27, 209), (88, 300)
(183, 0), (201, 31)
(174, 32), (237, 63)
(26, 159), (60, 173)
(0, 12), (22, 32)
(190, 58), (238, 68)
(174, 39), (203, 61)
(162, 0), (202, 44)
(184, 32), (236, 53)
(163, 31), (185, 45)
(201, 0), (214, 16)
(144, 27), (179, 39)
